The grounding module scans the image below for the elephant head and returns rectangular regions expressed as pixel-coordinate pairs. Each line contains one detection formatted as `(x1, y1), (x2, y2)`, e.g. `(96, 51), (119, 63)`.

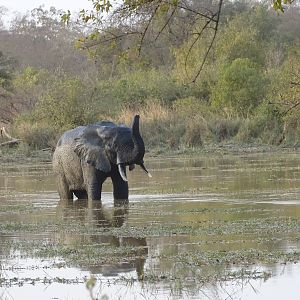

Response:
(74, 115), (151, 181)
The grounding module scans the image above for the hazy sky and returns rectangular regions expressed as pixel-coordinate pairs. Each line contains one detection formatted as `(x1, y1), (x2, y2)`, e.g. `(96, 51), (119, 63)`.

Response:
(1, 0), (91, 13)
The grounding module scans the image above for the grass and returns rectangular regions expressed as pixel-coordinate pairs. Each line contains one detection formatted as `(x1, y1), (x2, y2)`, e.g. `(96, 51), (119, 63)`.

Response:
(0, 141), (299, 168)
(1, 209), (300, 266)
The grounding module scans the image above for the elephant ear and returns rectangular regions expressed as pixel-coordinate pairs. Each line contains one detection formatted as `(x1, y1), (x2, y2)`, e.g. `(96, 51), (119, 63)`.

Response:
(74, 126), (111, 173)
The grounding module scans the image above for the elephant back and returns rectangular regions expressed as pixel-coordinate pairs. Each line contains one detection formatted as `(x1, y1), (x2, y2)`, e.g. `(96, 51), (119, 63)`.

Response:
(56, 126), (86, 147)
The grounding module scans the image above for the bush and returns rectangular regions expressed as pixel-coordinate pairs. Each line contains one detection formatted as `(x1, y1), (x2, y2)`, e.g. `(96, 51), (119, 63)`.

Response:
(36, 76), (100, 129)
(208, 118), (241, 142)
(14, 120), (57, 149)
(212, 58), (268, 117)
(183, 115), (210, 147)
(98, 69), (189, 110)
(236, 103), (283, 144)
(172, 97), (213, 117)
(284, 110), (300, 146)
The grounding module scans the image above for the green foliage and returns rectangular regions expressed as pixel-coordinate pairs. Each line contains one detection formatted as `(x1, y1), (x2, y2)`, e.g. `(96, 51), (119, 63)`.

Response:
(236, 102), (284, 144)
(212, 58), (268, 117)
(172, 18), (217, 84)
(35, 76), (98, 129)
(14, 119), (57, 149)
(13, 71), (107, 149)
(278, 45), (300, 108)
(273, 0), (294, 12)
(216, 23), (265, 66)
(284, 109), (300, 146)
(14, 67), (40, 87)
(12, 67), (51, 108)
(98, 69), (188, 109)
(172, 97), (213, 117)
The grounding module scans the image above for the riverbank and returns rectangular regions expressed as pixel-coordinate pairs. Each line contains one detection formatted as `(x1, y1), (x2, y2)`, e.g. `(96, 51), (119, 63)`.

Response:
(0, 143), (299, 165)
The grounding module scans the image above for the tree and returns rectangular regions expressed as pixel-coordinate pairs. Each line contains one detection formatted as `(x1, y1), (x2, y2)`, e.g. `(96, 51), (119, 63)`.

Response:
(0, 51), (18, 124)
(63, 0), (297, 82)
(64, 0), (224, 82)
(212, 58), (268, 117)
(268, 45), (300, 119)
(0, 7), (95, 75)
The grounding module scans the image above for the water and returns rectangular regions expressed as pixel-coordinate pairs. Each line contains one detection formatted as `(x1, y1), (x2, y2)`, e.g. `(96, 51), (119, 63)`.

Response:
(0, 152), (300, 299)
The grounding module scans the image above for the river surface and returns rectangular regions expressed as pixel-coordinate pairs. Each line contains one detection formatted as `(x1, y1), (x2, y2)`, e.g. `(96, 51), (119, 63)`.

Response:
(0, 151), (300, 300)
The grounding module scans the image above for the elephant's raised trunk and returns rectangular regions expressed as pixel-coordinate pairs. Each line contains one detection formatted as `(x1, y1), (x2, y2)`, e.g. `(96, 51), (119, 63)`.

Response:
(132, 115), (152, 178)
(132, 115), (145, 161)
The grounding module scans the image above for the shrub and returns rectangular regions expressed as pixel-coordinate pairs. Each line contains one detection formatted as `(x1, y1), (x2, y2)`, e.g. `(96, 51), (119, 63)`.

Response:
(183, 115), (210, 147)
(172, 97), (212, 117)
(208, 118), (241, 142)
(14, 120), (57, 149)
(36, 76), (99, 129)
(98, 69), (189, 110)
(284, 110), (300, 146)
(236, 102), (283, 144)
(212, 58), (268, 117)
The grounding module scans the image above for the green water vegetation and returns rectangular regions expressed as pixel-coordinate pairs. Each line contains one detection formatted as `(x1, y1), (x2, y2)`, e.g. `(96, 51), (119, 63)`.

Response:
(0, 1), (299, 152)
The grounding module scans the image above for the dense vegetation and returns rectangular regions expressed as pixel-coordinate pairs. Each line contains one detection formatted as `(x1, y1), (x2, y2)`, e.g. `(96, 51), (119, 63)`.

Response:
(0, 1), (299, 150)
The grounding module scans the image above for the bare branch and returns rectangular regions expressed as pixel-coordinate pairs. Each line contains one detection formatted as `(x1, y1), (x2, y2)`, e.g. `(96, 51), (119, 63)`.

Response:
(80, 30), (140, 49)
(138, 2), (162, 55)
(282, 101), (300, 116)
(191, 0), (223, 83)
(184, 18), (213, 78)
(162, 0), (215, 21)
(154, 6), (177, 42)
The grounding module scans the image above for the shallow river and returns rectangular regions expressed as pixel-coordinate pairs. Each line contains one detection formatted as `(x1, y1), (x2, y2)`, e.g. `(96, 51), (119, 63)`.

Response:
(0, 151), (300, 300)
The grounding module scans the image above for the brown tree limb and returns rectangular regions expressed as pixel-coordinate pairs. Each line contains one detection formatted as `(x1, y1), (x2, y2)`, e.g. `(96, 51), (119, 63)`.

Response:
(162, 0), (215, 21)
(154, 6), (177, 42)
(282, 101), (300, 116)
(184, 18), (213, 79)
(138, 2), (161, 55)
(0, 140), (20, 147)
(0, 126), (20, 147)
(191, 0), (223, 83)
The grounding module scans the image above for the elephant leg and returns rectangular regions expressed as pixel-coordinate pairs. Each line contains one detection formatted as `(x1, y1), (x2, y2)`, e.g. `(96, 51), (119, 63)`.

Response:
(57, 175), (73, 200)
(87, 183), (103, 201)
(111, 166), (129, 201)
(83, 164), (105, 201)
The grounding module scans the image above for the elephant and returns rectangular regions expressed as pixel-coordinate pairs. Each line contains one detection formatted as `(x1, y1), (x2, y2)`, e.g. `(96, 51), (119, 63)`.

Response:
(53, 115), (151, 201)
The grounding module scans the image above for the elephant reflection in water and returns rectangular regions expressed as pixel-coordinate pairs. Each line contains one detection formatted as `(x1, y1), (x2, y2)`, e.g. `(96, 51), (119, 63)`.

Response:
(56, 199), (147, 279)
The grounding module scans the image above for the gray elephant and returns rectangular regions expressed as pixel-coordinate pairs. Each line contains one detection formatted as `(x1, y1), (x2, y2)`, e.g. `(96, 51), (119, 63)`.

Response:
(53, 115), (151, 201)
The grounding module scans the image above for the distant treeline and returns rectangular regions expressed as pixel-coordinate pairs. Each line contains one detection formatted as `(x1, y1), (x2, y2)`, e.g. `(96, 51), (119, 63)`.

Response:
(0, 1), (299, 150)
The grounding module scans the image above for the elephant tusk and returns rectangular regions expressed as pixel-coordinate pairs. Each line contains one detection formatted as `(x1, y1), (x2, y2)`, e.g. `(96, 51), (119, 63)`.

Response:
(140, 163), (152, 178)
(118, 163), (128, 182)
